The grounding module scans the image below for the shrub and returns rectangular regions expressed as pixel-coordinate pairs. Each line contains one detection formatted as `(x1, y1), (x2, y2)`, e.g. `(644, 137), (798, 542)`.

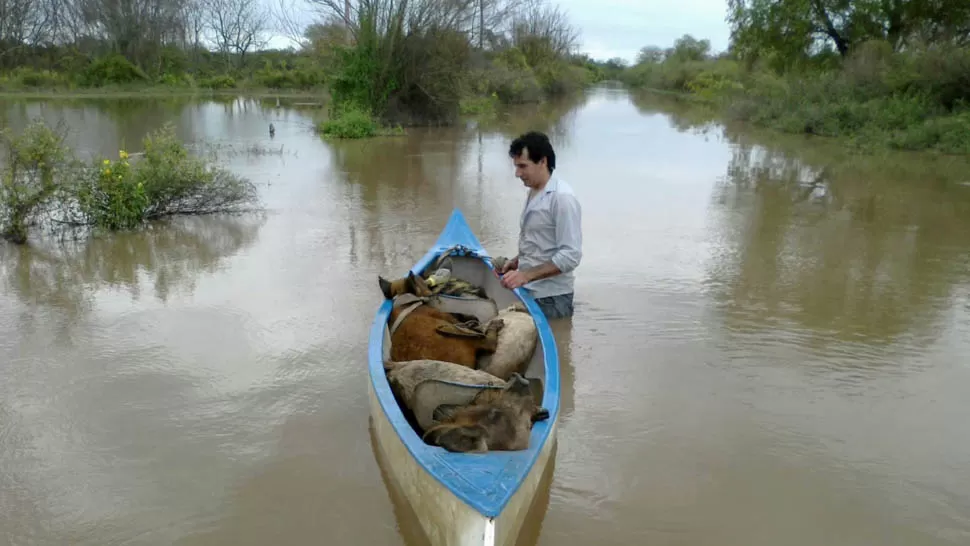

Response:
(75, 151), (148, 231)
(80, 55), (150, 87)
(0, 122), (69, 244)
(317, 103), (380, 139)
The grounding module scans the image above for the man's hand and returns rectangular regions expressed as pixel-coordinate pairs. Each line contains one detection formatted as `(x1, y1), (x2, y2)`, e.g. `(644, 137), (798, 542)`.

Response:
(500, 270), (531, 290)
(497, 256), (519, 275)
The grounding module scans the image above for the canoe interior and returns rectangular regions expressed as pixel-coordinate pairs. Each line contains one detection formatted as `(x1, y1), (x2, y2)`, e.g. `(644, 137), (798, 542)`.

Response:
(386, 255), (548, 438)
(368, 209), (560, 520)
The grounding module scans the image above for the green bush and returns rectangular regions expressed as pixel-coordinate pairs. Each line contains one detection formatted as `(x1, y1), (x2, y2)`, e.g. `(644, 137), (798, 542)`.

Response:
(0, 122), (69, 243)
(80, 55), (150, 87)
(317, 103), (380, 139)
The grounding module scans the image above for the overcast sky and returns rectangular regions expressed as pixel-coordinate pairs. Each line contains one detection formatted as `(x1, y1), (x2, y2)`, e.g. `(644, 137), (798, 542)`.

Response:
(267, 0), (732, 65)
(554, 0), (731, 63)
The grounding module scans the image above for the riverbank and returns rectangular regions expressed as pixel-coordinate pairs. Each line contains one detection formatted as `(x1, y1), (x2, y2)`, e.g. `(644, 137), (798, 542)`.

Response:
(620, 40), (970, 156)
(0, 86), (327, 100)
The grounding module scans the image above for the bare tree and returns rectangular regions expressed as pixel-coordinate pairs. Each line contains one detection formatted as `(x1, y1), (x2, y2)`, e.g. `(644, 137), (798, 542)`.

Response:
(79, 0), (191, 63)
(203, 0), (269, 66)
(0, 0), (55, 66)
(508, 0), (580, 60)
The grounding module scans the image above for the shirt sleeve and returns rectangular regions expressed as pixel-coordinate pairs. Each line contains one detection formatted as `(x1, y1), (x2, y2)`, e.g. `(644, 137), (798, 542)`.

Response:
(550, 192), (582, 274)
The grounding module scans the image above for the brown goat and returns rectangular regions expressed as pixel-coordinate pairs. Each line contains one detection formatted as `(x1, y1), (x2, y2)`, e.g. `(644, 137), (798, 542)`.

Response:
(380, 272), (503, 368)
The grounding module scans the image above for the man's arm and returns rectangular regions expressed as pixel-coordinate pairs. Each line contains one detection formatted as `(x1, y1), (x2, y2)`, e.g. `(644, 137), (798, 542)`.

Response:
(520, 192), (582, 283)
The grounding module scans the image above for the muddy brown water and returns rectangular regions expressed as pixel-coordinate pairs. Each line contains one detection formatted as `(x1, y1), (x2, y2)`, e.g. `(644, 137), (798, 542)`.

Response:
(3, 87), (970, 546)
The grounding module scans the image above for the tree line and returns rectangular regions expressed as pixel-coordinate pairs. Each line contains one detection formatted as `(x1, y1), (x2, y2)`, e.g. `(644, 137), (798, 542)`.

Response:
(618, 0), (970, 155)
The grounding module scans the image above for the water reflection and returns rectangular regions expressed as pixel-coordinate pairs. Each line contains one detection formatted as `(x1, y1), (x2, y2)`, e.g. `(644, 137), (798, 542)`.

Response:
(700, 118), (970, 359)
(0, 213), (265, 317)
(628, 90), (724, 136)
(3, 87), (969, 546)
(0, 96), (314, 160)
(473, 92), (590, 146)
(326, 92), (590, 276)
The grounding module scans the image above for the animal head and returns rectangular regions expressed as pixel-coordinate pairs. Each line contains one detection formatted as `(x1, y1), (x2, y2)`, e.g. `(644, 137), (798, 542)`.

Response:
(378, 271), (433, 299)
(423, 373), (543, 453)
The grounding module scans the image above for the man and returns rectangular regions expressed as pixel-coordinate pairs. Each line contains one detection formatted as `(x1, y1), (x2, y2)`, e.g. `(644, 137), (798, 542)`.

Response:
(497, 131), (582, 320)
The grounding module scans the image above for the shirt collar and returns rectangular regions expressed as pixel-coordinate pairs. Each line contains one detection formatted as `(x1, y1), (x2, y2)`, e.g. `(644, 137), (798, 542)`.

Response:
(538, 175), (559, 194)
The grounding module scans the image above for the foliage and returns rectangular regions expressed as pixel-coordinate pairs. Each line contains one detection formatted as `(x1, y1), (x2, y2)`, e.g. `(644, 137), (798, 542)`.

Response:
(75, 152), (148, 231)
(317, 103), (380, 139)
(80, 55), (151, 87)
(0, 122), (69, 243)
(1, 121), (259, 245)
(620, 24), (970, 155)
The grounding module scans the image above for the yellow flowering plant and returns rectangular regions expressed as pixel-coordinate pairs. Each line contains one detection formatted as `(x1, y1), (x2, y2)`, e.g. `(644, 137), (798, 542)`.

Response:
(76, 148), (149, 230)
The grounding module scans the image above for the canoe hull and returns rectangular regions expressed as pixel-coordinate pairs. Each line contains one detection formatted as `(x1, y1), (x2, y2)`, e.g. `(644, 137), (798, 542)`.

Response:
(367, 209), (561, 545)
(369, 379), (557, 546)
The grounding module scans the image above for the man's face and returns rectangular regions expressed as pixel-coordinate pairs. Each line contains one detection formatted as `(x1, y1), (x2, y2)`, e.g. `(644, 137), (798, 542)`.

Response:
(512, 148), (546, 189)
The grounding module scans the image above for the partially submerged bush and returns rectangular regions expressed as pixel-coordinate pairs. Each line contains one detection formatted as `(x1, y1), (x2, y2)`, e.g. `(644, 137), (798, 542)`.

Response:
(1, 121), (259, 245)
(75, 151), (147, 231)
(0, 122), (69, 243)
(74, 124), (259, 229)
(317, 103), (380, 138)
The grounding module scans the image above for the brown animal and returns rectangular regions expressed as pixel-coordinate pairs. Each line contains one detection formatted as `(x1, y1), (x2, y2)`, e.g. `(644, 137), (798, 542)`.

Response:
(380, 266), (499, 326)
(477, 303), (538, 381)
(379, 272), (503, 368)
(424, 372), (547, 453)
(380, 261), (488, 301)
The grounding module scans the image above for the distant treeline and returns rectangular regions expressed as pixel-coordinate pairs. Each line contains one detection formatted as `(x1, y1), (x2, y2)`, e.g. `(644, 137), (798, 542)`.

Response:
(615, 0), (970, 154)
(1, 0), (623, 134)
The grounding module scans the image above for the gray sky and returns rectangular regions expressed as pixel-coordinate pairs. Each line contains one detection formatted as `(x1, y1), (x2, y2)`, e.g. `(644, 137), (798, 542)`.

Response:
(556, 0), (731, 63)
(267, 0), (732, 64)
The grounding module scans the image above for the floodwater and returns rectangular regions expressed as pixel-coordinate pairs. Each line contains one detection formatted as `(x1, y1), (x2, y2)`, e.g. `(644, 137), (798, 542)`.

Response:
(2, 86), (970, 546)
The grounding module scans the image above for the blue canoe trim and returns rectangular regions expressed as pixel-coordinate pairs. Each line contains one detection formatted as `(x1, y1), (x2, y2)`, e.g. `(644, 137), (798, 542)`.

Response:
(368, 208), (560, 519)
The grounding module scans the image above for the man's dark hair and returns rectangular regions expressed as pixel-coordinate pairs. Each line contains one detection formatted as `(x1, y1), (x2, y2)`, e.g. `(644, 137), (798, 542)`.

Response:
(509, 131), (556, 173)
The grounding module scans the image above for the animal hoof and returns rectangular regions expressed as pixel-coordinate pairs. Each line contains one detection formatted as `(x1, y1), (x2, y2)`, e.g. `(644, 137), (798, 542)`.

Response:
(532, 408), (550, 422)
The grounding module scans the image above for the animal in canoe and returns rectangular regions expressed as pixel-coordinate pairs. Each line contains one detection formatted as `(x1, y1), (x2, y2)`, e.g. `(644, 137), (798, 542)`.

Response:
(476, 302), (538, 381)
(379, 272), (504, 368)
(384, 358), (548, 453)
(379, 259), (488, 300)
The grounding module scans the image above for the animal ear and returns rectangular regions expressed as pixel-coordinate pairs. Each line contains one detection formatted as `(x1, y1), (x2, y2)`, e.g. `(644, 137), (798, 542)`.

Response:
(379, 276), (393, 299)
(434, 425), (487, 453)
(432, 404), (462, 423)
(407, 270), (432, 297)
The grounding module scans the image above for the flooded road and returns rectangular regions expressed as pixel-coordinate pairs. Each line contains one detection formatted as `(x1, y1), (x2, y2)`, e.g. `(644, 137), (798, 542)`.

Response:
(2, 86), (970, 546)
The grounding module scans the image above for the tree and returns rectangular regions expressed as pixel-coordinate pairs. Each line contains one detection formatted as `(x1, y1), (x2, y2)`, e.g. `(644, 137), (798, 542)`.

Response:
(203, 0), (268, 67)
(636, 45), (665, 65)
(727, 0), (970, 64)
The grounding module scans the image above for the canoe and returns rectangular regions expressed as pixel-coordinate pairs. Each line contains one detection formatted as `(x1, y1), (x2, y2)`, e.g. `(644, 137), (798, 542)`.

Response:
(367, 208), (560, 546)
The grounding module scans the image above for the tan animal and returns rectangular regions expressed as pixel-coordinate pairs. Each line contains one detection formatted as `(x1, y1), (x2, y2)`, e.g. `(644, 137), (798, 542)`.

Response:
(384, 358), (546, 453)
(476, 303), (538, 381)
(379, 272), (503, 368)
